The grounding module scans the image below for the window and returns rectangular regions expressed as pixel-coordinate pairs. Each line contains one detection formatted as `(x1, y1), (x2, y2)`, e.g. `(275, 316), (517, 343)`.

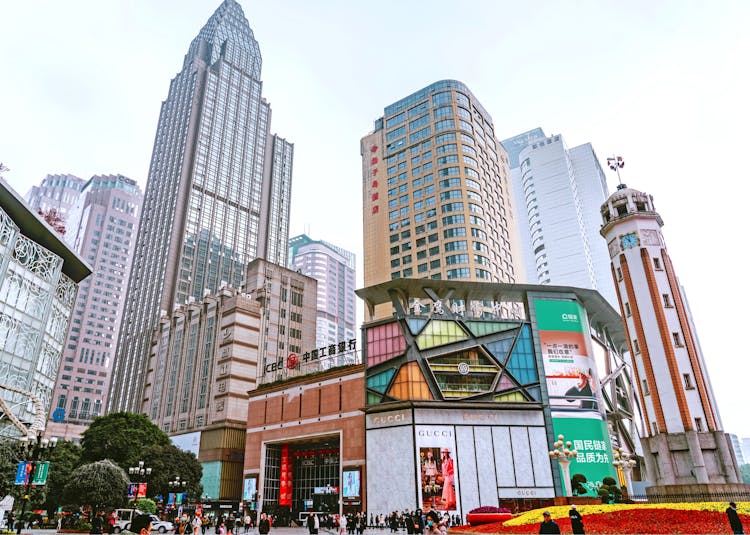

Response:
(633, 338), (640, 354)
(662, 293), (672, 307)
(444, 227), (466, 238)
(444, 241), (467, 252)
(624, 302), (631, 316)
(430, 259), (441, 269)
(447, 267), (471, 279)
(642, 379), (650, 395)
(672, 332), (684, 347)
(652, 421), (658, 433)
(653, 257), (662, 270)
(694, 417), (704, 432)
(683, 373), (694, 389)
(616, 267), (623, 281)
(418, 262), (428, 273)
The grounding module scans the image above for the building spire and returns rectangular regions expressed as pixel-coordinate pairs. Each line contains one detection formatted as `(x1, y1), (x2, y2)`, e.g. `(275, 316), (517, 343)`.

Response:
(607, 155), (626, 189)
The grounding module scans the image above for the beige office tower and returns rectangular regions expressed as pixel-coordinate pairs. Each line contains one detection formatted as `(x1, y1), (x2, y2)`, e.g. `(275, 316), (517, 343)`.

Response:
(361, 80), (522, 317)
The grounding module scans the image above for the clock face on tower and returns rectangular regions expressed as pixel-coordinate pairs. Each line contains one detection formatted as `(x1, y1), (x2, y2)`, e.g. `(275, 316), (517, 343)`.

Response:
(620, 232), (640, 249)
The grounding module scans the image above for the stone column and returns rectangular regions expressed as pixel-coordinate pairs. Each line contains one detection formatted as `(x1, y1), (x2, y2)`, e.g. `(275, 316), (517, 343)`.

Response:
(686, 431), (709, 484)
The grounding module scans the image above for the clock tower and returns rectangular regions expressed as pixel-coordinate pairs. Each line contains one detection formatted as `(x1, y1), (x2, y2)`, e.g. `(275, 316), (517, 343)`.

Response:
(600, 183), (744, 497)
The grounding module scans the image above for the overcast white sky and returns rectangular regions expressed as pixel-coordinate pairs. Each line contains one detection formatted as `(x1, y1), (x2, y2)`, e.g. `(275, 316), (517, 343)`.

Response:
(1, 1), (748, 438)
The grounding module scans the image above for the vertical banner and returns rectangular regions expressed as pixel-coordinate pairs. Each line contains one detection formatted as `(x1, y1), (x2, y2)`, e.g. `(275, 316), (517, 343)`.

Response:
(279, 444), (293, 506)
(414, 426), (459, 514)
(15, 462), (29, 485)
(534, 299), (618, 496)
(137, 483), (148, 498)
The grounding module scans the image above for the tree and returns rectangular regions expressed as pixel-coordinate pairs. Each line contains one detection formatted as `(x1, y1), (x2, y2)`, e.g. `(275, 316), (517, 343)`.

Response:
(597, 476), (623, 503)
(38, 208), (66, 235)
(571, 473), (587, 495)
(140, 443), (203, 501)
(0, 439), (46, 510)
(63, 460), (129, 512)
(741, 463), (750, 485)
(80, 412), (170, 470)
(43, 441), (82, 514)
(130, 498), (156, 514)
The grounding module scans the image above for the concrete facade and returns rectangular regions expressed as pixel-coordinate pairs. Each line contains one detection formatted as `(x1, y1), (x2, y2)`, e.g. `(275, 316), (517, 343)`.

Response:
(141, 286), (261, 500)
(244, 258), (317, 384)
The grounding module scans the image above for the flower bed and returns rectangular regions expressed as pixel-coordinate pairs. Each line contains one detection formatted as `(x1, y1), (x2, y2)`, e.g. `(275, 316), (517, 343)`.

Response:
(451, 502), (750, 534)
(466, 512), (513, 525)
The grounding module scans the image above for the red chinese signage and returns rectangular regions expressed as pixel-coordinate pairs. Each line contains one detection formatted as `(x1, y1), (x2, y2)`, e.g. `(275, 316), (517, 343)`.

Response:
(279, 444), (293, 506)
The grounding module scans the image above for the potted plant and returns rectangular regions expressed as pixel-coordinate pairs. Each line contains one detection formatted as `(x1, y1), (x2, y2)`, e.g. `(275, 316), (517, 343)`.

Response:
(466, 506), (512, 525)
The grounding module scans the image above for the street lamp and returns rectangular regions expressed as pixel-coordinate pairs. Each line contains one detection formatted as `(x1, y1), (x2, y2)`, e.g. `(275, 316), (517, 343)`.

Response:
(168, 477), (188, 512)
(548, 434), (578, 497)
(16, 432), (57, 535)
(129, 461), (153, 506)
(612, 448), (637, 497)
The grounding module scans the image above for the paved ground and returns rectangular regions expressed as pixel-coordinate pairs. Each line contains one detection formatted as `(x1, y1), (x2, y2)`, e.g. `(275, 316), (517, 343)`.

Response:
(7, 530), (410, 535)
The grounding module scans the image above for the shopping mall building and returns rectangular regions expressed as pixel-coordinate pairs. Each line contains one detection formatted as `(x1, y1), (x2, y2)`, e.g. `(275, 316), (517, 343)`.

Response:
(244, 279), (639, 518)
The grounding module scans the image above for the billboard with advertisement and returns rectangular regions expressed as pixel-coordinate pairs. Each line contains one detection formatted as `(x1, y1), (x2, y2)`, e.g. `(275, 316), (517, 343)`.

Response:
(414, 426), (459, 513)
(534, 298), (618, 496)
(342, 469), (360, 498)
(243, 477), (257, 501)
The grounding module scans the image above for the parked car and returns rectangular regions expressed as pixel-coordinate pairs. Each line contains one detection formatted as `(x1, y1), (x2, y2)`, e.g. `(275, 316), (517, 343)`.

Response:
(148, 515), (174, 533)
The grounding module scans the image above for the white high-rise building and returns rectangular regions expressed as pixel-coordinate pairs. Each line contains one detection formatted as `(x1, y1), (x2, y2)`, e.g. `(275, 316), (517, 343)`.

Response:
(502, 130), (616, 308)
(289, 235), (356, 364)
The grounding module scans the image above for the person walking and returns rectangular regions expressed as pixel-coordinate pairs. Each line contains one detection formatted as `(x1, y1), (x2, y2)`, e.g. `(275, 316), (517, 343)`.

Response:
(727, 502), (745, 534)
(568, 505), (584, 535)
(307, 513), (319, 535)
(258, 513), (271, 535)
(538, 511), (560, 534)
(338, 514), (347, 535)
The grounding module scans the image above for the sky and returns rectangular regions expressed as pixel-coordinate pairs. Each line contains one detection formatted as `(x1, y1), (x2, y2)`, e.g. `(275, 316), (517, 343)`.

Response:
(1, 1), (749, 438)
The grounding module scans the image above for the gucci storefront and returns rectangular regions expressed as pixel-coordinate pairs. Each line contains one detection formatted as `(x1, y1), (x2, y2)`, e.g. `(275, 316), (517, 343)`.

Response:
(357, 279), (636, 515)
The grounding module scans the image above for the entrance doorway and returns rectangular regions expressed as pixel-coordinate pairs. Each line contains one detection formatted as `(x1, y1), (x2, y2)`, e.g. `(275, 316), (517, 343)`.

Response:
(262, 437), (341, 523)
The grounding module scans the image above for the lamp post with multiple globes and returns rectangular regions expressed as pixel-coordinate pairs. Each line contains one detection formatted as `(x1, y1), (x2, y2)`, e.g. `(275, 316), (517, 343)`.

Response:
(612, 448), (637, 497)
(548, 434), (578, 496)
(16, 432), (57, 534)
(169, 477), (188, 507)
(128, 461), (152, 506)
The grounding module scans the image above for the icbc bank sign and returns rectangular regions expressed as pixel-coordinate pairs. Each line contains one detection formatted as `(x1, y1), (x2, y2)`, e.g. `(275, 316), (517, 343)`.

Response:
(264, 338), (358, 374)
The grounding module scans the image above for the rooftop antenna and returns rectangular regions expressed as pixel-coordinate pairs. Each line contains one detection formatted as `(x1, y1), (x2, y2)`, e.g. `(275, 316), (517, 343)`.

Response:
(607, 155), (626, 190)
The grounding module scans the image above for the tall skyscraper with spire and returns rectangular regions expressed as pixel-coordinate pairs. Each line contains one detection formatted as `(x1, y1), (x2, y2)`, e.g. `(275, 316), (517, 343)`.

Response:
(600, 183), (743, 495)
(109, 0), (293, 413)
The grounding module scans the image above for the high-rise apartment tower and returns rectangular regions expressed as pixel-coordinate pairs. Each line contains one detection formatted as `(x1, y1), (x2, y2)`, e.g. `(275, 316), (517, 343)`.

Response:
(361, 80), (522, 310)
(25, 174), (86, 218)
(109, 0), (293, 412)
(45, 175), (142, 440)
(502, 130), (617, 308)
(289, 234), (356, 354)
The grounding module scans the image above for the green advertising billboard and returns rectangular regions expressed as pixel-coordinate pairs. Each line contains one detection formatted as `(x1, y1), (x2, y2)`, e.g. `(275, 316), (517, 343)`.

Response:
(534, 298), (618, 496)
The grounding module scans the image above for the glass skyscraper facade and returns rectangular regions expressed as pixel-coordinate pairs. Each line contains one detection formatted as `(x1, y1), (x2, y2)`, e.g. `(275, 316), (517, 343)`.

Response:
(361, 80), (522, 307)
(109, 0), (293, 412)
